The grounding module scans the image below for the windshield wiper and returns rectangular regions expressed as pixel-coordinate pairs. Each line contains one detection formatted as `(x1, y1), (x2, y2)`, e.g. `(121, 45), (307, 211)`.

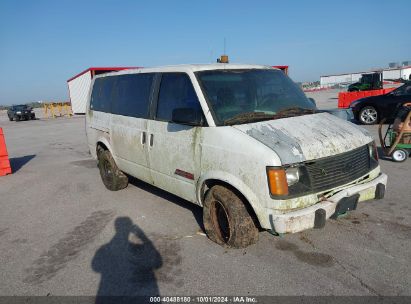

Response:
(223, 108), (316, 126)
(270, 107), (316, 119)
(223, 112), (274, 125)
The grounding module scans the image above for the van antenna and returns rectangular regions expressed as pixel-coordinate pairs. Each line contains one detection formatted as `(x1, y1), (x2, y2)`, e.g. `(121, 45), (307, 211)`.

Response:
(216, 38), (229, 63)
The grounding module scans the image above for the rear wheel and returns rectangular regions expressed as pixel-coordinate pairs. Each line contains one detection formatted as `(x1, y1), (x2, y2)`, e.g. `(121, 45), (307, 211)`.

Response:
(392, 149), (408, 162)
(97, 149), (128, 191)
(203, 185), (258, 248)
(359, 106), (378, 125)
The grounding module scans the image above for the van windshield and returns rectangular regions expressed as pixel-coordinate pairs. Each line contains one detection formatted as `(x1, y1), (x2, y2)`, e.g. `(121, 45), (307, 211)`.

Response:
(195, 69), (316, 126)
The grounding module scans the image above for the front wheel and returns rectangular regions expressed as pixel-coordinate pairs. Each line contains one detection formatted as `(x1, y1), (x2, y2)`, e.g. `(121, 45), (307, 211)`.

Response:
(8, 116), (13, 121)
(359, 106), (378, 125)
(14, 116), (20, 122)
(392, 149), (408, 162)
(203, 185), (258, 248)
(97, 149), (128, 191)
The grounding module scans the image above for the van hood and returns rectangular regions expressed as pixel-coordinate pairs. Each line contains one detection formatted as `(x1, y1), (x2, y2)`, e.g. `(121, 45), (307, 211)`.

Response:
(232, 112), (373, 164)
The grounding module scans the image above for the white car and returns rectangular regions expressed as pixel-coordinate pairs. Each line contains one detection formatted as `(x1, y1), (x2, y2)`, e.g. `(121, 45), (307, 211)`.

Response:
(86, 64), (387, 248)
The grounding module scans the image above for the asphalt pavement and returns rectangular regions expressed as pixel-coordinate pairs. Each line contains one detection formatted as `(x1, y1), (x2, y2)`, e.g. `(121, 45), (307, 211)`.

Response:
(0, 108), (410, 296)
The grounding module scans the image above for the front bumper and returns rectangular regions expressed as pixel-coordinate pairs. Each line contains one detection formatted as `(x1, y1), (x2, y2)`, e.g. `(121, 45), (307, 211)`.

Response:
(350, 107), (360, 119)
(269, 173), (387, 234)
(16, 113), (35, 119)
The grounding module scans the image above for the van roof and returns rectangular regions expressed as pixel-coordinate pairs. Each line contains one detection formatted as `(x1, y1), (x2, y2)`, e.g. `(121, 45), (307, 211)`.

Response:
(96, 63), (276, 78)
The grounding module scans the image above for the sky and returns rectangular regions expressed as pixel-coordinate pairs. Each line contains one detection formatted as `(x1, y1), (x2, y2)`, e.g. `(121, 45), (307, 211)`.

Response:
(0, 0), (410, 105)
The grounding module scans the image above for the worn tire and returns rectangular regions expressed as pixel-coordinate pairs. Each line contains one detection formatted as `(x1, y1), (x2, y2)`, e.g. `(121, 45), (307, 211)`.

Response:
(97, 149), (128, 191)
(203, 185), (258, 248)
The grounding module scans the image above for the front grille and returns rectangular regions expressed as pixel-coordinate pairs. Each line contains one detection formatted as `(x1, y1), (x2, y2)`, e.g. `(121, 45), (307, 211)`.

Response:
(305, 145), (371, 193)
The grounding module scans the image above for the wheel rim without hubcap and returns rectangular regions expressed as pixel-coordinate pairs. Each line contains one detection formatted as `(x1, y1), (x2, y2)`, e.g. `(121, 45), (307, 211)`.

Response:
(212, 201), (231, 243)
(361, 108), (377, 123)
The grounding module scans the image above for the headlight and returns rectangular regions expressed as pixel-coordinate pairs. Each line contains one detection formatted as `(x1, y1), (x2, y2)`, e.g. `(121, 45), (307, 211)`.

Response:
(285, 167), (300, 186)
(267, 165), (311, 197)
(16, 111), (21, 114)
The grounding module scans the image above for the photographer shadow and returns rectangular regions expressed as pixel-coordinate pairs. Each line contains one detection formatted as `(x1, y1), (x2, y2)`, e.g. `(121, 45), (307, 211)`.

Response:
(92, 217), (162, 303)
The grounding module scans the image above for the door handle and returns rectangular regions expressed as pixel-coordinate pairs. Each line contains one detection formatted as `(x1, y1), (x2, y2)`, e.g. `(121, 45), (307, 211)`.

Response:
(141, 132), (146, 145)
(149, 134), (154, 147)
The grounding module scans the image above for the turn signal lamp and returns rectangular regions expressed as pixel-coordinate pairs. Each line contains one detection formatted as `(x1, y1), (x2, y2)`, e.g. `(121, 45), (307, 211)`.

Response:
(267, 168), (289, 196)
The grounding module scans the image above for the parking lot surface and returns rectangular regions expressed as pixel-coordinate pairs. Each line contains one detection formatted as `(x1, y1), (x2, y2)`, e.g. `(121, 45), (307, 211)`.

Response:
(0, 107), (410, 296)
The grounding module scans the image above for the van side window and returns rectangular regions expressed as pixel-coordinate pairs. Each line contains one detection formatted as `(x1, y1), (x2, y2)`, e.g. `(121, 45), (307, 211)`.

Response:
(111, 74), (154, 118)
(90, 77), (115, 113)
(156, 73), (201, 121)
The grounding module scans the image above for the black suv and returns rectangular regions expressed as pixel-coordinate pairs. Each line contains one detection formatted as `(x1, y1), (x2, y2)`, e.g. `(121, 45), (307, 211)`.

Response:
(350, 82), (411, 124)
(7, 105), (36, 121)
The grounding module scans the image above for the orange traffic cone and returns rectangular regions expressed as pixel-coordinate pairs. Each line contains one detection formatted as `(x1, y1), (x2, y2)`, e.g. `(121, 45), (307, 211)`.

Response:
(0, 128), (12, 176)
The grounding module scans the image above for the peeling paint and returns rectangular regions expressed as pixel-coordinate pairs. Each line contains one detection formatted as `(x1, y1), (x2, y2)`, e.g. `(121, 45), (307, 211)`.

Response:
(234, 113), (373, 164)
(276, 195), (318, 211)
(245, 125), (305, 164)
(358, 187), (376, 202)
(291, 146), (302, 157)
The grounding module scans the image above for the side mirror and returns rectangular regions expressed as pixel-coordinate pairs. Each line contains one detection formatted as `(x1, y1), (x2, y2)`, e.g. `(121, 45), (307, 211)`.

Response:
(308, 98), (316, 106)
(172, 108), (203, 126)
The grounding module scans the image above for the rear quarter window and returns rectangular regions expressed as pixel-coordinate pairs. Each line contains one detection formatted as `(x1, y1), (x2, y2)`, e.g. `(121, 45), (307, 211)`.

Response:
(90, 77), (116, 113)
(90, 73), (154, 118)
(111, 74), (154, 118)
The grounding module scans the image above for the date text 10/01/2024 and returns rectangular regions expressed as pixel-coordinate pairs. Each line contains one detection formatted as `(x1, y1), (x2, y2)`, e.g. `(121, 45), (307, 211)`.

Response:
(149, 296), (258, 303)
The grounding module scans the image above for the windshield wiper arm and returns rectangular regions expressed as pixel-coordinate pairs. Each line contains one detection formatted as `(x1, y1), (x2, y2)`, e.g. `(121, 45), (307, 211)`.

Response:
(223, 108), (316, 126)
(270, 107), (316, 119)
(223, 112), (273, 125)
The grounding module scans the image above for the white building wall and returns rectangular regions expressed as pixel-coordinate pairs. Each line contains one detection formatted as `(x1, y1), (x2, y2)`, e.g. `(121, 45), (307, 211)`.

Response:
(383, 69), (401, 80)
(68, 71), (92, 114)
(320, 73), (363, 88)
(351, 73), (363, 82)
(401, 67), (411, 80)
(320, 67), (411, 88)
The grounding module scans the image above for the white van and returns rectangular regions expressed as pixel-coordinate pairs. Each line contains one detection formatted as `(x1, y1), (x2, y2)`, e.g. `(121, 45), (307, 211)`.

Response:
(86, 64), (387, 248)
